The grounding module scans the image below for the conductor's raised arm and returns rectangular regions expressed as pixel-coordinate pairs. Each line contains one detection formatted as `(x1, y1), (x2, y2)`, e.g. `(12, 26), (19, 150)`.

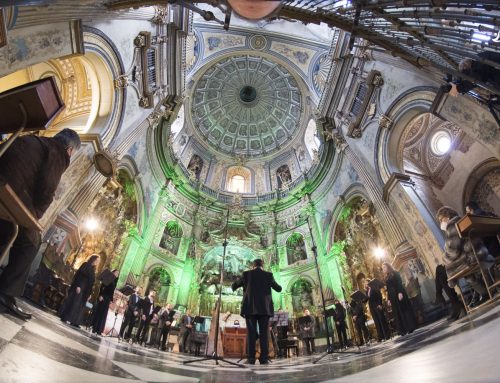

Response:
(271, 276), (282, 293)
(232, 277), (243, 291)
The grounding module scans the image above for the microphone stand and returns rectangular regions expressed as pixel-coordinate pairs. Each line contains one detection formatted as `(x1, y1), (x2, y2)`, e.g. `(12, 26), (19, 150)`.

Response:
(184, 209), (245, 368)
(306, 216), (360, 364)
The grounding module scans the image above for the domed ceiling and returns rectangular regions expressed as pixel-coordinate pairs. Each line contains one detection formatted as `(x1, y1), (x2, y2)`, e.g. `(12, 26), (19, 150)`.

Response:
(190, 54), (303, 158)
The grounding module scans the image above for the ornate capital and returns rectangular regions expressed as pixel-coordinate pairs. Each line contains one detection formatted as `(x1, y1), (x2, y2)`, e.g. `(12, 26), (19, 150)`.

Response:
(333, 133), (348, 151)
(379, 114), (393, 130)
(114, 74), (129, 89)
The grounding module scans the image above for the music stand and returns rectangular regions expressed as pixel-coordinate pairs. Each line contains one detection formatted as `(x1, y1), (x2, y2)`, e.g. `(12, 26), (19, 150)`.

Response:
(183, 209), (245, 368)
(105, 283), (130, 337)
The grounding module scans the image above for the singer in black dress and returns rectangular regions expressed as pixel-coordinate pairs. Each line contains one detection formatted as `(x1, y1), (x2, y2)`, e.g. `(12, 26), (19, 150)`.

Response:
(59, 255), (99, 326)
(382, 262), (416, 336)
(91, 269), (119, 335)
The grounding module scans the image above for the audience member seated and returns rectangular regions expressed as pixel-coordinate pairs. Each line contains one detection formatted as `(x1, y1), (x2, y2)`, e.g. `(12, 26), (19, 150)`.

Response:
(437, 206), (495, 307)
(0, 129), (81, 320)
(465, 201), (500, 260)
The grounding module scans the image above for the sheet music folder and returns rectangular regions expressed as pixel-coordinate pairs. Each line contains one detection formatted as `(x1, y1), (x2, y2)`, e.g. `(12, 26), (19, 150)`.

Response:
(350, 290), (368, 302)
(368, 278), (385, 290)
(271, 311), (288, 326)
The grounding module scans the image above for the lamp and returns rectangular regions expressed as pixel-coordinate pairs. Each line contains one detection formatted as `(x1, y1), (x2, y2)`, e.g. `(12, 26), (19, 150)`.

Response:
(373, 247), (385, 259)
(70, 216), (100, 268)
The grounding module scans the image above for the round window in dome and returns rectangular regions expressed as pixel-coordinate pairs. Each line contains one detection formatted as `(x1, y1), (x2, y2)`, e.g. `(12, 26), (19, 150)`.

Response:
(430, 130), (452, 155)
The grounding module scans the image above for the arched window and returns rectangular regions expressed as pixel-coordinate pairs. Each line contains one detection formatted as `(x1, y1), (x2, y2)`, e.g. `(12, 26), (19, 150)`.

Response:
(225, 166), (252, 193)
(170, 105), (184, 138)
(230, 175), (245, 193)
(304, 119), (321, 159)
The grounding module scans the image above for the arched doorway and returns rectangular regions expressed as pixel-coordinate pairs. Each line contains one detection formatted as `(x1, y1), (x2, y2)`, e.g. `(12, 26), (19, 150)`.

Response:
(290, 278), (314, 314)
(148, 267), (171, 304)
(332, 197), (389, 293)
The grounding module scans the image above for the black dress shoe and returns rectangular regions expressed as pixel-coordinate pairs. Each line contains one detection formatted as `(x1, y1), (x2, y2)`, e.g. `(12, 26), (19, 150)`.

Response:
(245, 359), (255, 365)
(0, 294), (32, 320)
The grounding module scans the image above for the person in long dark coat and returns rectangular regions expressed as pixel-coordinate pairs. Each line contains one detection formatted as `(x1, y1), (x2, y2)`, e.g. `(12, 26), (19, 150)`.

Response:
(298, 308), (316, 355)
(382, 262), (416, 336)
(364, 279), (390, 341)
(59, 254), (99, 326)
(232, 258), (282, 365)
(333, 300), (349, 349)
(91, 269), (119, 335)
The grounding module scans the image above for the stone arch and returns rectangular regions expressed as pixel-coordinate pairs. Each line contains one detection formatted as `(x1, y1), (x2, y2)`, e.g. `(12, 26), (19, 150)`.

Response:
(144, 263), (175, 302)
(0, 27), (124, 147)
(462, 158), (500, 216)
(375, 87), (438, 184)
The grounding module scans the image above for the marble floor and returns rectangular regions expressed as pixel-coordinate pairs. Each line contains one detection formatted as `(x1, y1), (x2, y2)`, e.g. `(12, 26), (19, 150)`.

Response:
(1, 301), (500, 383)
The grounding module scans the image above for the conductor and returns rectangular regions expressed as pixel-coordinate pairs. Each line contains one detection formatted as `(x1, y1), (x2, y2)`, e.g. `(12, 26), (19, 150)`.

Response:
(232, 259), (282, 365)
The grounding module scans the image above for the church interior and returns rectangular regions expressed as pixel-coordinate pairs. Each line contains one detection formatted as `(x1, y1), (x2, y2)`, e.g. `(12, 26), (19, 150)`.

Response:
(0, 1), (499, 382)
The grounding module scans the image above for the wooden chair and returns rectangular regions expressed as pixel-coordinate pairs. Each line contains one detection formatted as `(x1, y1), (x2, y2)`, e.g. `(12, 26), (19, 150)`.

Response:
(0, 181), (42, 265)
(0, 77), (64, 264)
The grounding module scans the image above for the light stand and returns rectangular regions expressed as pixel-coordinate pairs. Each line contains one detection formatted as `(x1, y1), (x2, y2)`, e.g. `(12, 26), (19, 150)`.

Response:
(184, 209), (245, 368)
(306, 217), (360, 364)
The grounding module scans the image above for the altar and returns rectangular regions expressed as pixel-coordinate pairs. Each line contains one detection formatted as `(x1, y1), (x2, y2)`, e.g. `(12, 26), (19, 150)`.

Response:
(222, 327), (247, 358)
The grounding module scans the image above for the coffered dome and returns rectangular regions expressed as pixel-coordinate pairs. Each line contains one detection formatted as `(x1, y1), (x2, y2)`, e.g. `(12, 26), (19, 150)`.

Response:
(189, 54), (303, 158)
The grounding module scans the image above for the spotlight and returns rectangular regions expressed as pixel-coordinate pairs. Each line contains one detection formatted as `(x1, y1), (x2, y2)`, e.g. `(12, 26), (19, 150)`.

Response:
(84, 217), (99, 232)
(373, 247), (385, 259)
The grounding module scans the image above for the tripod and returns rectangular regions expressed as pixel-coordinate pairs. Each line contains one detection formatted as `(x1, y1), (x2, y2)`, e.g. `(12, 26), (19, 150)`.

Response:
(306, 217), (360, 364)
(184, 209), (245, 368)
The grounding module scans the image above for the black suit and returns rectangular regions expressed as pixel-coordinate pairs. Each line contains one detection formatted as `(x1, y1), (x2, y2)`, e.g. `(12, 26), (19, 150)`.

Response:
(119, 293), (141, 339)
(232, 267), (282, 363)
(135, 296), (154, 343)
(367, 287), (390, 341)
(159, 309), (175, 350)
(179, 314), (194, 352)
